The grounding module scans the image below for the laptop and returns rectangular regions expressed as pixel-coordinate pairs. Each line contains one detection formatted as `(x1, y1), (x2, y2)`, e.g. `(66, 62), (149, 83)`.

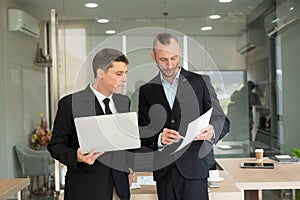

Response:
(74, 112), (140, 153)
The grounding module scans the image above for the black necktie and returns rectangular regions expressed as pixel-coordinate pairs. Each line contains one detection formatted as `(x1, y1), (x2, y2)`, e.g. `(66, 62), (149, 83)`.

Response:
(103, 98), (112, 115)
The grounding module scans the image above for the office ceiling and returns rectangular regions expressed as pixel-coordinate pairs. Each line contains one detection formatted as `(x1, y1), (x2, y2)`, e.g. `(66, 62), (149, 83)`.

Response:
(11, 0), (264, 36)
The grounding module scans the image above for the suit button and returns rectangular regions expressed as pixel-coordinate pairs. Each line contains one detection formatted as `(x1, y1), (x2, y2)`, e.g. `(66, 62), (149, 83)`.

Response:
(171, 120), (175, 123)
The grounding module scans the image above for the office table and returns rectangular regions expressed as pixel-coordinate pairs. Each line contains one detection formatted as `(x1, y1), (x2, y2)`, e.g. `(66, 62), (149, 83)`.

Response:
(216, 158), (300, 200)
(209, 171), (242, 200)
(0, 178), (30, 200)
(214, 141), (249, 157)
(130, 172), (157, 200)
(130, 171), (242, 200)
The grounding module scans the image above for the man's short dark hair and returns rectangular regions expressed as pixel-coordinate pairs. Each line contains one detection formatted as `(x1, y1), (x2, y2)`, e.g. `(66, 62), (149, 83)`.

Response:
(92, 48), (129, 78)
(153, 33), (179, 50)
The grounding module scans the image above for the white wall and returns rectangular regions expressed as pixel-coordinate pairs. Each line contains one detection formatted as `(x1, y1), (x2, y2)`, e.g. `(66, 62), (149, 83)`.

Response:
(280, 22), (300, 153)
(0, 0), (7, 178)
(191, 36), (246, 70)
(0, 0), (46, 178)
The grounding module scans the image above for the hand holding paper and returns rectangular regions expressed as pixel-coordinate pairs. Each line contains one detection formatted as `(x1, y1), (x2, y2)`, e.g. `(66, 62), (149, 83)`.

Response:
(194, 124), (214, 141)
(174, 108), (213, 153)
(161, 128), (181, 145)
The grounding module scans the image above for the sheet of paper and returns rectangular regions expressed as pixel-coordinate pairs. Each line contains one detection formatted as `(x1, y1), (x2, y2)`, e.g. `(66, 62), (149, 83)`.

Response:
(275, 155), (291, 159)
(174, 107), (213, 153)
(130, 182), (141, 189)
(74, 112), (141, 153)
(137, 176), (156, 185)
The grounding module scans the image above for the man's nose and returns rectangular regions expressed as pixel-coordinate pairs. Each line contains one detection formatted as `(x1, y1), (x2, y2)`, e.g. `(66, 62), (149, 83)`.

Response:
(121, 75), (127, 82)
(166, 59), (172, 66)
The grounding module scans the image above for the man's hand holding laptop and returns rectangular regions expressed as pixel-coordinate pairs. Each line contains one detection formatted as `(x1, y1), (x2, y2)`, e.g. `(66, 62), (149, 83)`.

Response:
(76, 148), (103, 165)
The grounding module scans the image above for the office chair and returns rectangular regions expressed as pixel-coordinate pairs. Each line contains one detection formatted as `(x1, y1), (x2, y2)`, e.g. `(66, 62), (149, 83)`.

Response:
(14, 143), (54, 199)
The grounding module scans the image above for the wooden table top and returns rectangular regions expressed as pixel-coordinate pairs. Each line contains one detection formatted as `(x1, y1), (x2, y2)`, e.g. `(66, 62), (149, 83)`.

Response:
(216, 157), (300, 190)
(131, 171), (242, 200)
(0, 178), (30, 200)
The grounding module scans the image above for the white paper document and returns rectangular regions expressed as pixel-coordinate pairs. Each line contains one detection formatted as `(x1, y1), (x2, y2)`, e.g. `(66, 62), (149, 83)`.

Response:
(74, 112), (141, 153)
(174, 108), (213, 153)
(137, 176), (156, 185)
(130, 182), (141, 189)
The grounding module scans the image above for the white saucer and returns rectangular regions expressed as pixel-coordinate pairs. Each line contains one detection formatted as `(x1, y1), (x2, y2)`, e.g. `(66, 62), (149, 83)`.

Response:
(208, 177), (224, 182)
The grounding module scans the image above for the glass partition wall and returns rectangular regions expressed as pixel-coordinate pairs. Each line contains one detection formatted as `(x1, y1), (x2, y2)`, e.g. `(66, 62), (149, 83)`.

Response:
(8, 0), (300, 198)
(56, 1), (265, 159)
(51, 3), (299, 200)
(11, 0), (300, 159)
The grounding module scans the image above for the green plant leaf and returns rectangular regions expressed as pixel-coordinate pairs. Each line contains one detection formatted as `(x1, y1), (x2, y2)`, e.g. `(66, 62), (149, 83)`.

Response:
(291, 148), (300, 158)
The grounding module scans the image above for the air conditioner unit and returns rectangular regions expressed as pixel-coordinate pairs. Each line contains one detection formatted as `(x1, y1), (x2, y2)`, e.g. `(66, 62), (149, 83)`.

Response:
(236, 29), (265, 55)
(8, 9), (40, 38)
(264, 0), (300, 37)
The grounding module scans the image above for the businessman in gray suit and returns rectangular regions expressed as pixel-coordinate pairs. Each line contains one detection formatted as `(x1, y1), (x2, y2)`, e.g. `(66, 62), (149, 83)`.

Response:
(138, 33), (230, 200)
(48, 48), (132, 200)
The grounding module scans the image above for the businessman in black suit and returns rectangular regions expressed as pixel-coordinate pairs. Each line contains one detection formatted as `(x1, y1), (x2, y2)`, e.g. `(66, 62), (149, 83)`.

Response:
(48, 48), (132, 200)
(138, 33), (230, 200)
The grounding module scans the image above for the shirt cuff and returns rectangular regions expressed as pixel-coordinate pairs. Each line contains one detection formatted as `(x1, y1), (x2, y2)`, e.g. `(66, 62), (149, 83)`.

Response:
(157, 133), (165, 150)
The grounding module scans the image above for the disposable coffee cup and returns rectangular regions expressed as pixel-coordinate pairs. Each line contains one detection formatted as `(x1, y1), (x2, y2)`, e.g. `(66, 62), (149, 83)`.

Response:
(255, 149), (264, 161)
(209, 170), (219, 179)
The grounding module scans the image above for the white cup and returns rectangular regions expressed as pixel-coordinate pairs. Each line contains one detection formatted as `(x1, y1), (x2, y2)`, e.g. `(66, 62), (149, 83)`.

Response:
(209, 170), (220, 180)
(255, 149), (264, 161)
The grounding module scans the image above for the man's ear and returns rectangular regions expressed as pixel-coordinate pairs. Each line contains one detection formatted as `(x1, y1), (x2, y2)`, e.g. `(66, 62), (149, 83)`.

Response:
(97, 68), (104, 78)
(150, 52), (156, 61)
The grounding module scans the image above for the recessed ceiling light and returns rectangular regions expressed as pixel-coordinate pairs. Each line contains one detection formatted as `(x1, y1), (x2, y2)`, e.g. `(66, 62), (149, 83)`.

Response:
(219, 0), (232, 3)
(201, 26), (213, 31)
(209, 14), (221, 20)
(97, 18), (109, 23)
(105, 30), (116, 35)
(84, 3), (98, 8)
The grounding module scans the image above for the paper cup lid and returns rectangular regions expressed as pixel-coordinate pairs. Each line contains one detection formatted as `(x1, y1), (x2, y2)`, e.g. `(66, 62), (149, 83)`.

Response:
(255, 149), (264, 152)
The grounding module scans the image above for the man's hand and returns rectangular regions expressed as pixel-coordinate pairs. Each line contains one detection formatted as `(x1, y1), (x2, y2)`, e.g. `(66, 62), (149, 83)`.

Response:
(76, 148), (103, 165)
(194, 124), (214, 141)
(128, 168), (134, 187)
(161, 128), (181, 145)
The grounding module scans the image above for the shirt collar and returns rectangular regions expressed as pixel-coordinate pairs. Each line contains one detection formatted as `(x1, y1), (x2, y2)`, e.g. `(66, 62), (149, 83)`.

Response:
(160, 67), (181, 85)
(89, 84), (113, 102)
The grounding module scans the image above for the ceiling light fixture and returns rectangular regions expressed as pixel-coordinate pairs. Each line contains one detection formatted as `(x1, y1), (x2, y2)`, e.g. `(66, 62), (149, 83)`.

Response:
(201, 26), (213, 31)
(105, 30), (116, 35)
(163, 12), (169, 29)
(84, 3), (98, 8)
(219, 0), (232, 3)
(209, 14), (221, 19)
(97, 18), (109, 23)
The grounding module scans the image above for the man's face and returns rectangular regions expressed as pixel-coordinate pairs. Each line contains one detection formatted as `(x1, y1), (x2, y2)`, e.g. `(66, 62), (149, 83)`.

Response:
(151, 39), (180, 80)
(99, 61), (128, 95)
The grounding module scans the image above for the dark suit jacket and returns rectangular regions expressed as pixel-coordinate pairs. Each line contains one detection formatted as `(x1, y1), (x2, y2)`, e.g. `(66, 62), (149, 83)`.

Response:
(138, 68), (230, 180)
(48, 85), (131, 200)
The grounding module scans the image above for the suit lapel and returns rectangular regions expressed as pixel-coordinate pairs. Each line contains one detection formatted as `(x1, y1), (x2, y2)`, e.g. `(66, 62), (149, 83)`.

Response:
(82, 86), (104, 116)
(176, 68), (191, 101)
(150, 75), (172, 112)
(112, 94), (122, 113)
